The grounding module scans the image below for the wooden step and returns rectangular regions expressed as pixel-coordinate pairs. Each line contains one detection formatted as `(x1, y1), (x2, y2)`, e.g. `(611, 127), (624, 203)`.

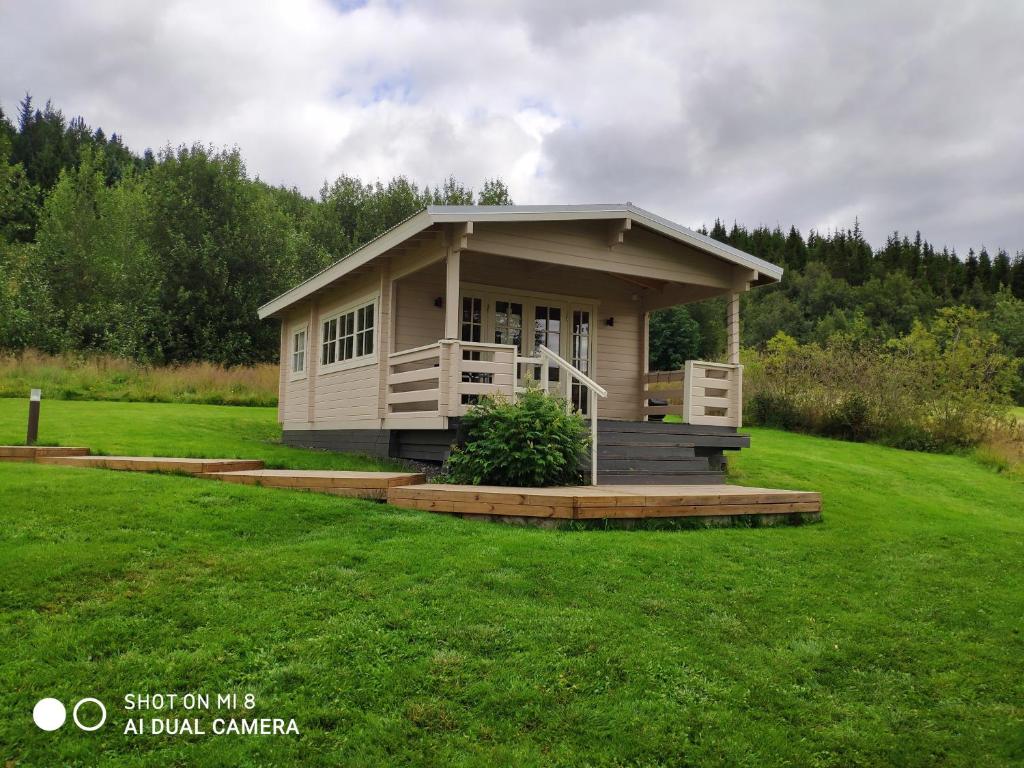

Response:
(597, 421), (750, 448)
(598, 436), (700, 448)
(0, 446), (91, 462)
(598, 444), (697, 459)
(205, 469), (425, 500)
(598, 420), (739, 433)
(589, 457), (711, 472)
(596, 471), (726, 485)
(36, 455), (265, 474)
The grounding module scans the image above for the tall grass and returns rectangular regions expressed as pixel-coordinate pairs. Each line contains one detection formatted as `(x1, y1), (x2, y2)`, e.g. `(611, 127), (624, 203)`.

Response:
(0, 350), (278, 406)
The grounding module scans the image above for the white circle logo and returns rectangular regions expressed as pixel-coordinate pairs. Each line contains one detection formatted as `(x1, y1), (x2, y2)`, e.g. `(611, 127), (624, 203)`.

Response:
(72, 698), (107, 731)
(33, 698), (66, 731)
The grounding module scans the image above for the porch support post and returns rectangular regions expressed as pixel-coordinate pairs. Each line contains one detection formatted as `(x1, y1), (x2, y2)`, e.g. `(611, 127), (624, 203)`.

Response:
(641, 310), (650, 422)
(444, 246), (460, 340)
(727, 291), (740, 365)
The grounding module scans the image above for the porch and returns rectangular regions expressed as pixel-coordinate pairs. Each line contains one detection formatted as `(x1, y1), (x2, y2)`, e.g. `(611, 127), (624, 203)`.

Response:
(382, 339), (743, 432)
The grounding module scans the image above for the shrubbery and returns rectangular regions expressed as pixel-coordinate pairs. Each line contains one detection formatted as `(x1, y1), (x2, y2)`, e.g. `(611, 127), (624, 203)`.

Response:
(745, 307), (1020, 452)
(445, 389), (589, 487)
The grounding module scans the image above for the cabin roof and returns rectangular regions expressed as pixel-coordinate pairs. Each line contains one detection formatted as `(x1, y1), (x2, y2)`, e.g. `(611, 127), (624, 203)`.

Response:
(258, 203), (783, 319)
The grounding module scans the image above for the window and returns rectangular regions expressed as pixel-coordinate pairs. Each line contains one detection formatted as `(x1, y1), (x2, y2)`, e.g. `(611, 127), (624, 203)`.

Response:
(494, 300), (523, 351)
(534, 305), (562, 383)
(461, 296), (482, 342)
(321, 298), (376, 368)
(571, 310), (590, 413)
(291, 327), (307, 375)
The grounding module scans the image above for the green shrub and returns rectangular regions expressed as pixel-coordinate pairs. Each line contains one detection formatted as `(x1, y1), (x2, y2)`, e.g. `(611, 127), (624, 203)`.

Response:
(445, 389), (589, 487)
(744, 308), (1019, 453)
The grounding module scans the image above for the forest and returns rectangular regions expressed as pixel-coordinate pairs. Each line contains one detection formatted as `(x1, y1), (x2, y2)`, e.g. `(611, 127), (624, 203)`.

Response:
(1, 94), (1022, 404)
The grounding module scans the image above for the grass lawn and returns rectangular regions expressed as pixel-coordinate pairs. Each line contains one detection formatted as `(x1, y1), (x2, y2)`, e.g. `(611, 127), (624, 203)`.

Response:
(1, 400), (1022, 766)
(0, 398), (400, 471)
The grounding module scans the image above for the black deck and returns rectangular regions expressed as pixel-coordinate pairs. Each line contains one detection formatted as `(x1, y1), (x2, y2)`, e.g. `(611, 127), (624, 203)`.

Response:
(282, 419), (750, 484)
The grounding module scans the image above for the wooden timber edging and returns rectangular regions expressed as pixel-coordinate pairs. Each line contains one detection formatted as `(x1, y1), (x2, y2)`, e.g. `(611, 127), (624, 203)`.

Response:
(0, 445), (91, 462)
(386, 483), (822, 521)
(3, 443), (822, 524)
(202, 469), (426, 501)
(35, 455), (266, 474)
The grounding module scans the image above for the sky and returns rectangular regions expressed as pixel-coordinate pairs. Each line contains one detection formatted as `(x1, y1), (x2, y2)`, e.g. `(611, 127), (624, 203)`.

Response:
(2, 0), (1022, 253)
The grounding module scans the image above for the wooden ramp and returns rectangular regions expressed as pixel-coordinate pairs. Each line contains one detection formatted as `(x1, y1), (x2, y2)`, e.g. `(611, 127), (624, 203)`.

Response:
(0, 446), (91, 463)
(36, 455), (265, 474)
(387, 483), (821, 524)
(205, 469), (425, 500)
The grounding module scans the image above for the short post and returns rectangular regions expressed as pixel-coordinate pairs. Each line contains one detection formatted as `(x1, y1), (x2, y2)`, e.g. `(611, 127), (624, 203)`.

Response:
(26, 388), (41, 445)
(590, 388), (598, 486)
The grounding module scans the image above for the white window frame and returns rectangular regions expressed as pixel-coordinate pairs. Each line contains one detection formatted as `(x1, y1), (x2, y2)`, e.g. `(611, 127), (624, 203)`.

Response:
(289, 323), (308, 381)
(318, 294), (379, 374)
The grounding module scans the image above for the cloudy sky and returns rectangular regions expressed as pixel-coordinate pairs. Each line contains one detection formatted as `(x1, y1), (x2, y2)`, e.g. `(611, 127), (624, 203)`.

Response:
(2, 0), (1022, 252)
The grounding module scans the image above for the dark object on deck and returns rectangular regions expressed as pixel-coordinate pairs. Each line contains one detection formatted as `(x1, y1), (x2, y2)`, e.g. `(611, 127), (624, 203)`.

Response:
(26, 389), (41, 445)
(646, 398), (667, 422)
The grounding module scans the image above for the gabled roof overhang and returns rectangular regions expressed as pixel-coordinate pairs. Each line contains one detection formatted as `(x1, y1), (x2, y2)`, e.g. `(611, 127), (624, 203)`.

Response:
(258, 203), (783, 319)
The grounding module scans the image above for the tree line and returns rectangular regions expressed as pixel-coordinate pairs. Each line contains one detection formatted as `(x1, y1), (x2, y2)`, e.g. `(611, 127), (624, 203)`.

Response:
(0, 95), (512, 364)
(1, 94), (1022, 390)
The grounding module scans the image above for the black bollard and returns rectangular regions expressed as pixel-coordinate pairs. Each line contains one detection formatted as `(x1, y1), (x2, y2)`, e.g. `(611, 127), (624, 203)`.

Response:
(27, 389), (41, 445)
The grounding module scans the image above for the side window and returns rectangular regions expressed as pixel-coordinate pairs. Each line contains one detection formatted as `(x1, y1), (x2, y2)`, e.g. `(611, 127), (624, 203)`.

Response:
(292, 328), (306, 374)
(321, 317), (338, 365)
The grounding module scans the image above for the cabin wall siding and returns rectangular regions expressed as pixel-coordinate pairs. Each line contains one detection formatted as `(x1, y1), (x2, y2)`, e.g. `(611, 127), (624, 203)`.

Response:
(279, 304), (312, 427)
(276, 266), (385, 427)
(394, 261), (445, 351)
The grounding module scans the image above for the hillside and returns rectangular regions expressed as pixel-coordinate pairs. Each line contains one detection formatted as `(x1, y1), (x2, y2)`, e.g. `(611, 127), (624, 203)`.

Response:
(0, 400), (1021, 765)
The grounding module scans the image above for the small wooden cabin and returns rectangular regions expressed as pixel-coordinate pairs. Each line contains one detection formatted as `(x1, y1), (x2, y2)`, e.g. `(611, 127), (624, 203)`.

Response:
(259, 204), (783, 484)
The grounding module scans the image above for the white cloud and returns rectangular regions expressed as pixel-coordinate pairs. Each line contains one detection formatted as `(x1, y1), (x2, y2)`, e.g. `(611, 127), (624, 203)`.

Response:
(1, 0), (1022, 251)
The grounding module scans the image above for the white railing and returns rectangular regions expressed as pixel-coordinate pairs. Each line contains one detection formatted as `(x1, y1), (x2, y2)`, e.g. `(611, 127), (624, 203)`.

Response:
(518, 345), (607, 485)
(386, 342), (446, 420)
(683, 360), (742, 428)
(451, 341), (518, 416)
(643, 361), (742, 427)
(386, 340), (517, 421)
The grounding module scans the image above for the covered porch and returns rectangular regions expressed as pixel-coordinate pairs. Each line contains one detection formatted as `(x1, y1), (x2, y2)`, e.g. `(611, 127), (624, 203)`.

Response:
(383, 239), (745, 432)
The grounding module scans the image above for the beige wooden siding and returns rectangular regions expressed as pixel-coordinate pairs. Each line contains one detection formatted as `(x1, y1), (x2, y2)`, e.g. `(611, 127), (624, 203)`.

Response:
(279, 306), (311, 427)
(313, 363), (380, 428)
(275, 265), (386, 429)
(394, 260), (445, 352)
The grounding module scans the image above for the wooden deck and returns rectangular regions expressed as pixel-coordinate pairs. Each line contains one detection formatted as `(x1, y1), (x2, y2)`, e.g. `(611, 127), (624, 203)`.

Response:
(35, 455), (265, 474)
(0, 445), (91, 462)
(204, 469), (425, 500)
(5, 444), (821, 525)
(386, 483), (821, 524)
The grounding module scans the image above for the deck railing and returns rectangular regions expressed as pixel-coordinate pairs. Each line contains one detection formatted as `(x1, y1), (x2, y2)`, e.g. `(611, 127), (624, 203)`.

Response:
(386, 340), (517, 421)
(643, 361), (743, 428)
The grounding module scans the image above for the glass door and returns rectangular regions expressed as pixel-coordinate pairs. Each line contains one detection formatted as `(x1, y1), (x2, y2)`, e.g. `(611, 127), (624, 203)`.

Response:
(533, 305), (562, 392)
(460, 295), (486, 405)
(570, 309), (591, 414)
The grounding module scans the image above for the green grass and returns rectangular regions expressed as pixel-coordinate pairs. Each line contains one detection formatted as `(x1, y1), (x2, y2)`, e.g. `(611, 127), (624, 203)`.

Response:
(1, 401), (1023, 766)
(0, 398), (399, 471)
